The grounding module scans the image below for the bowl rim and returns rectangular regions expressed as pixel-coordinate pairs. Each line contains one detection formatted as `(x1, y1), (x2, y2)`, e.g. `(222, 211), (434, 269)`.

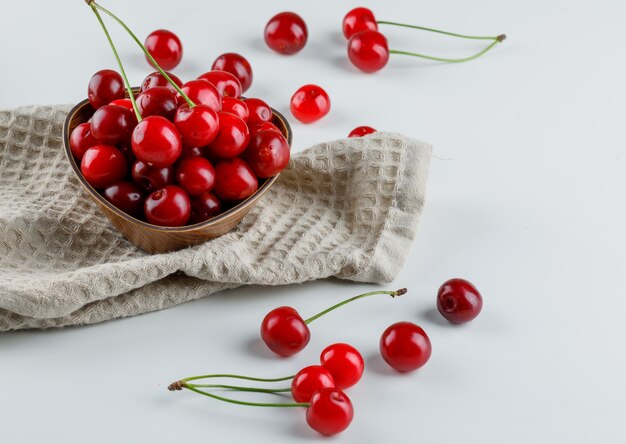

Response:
(62, 91), (293, 233)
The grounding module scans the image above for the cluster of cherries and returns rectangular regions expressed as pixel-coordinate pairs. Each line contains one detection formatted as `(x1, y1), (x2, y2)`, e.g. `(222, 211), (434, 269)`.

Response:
(169, 278), (483, 436)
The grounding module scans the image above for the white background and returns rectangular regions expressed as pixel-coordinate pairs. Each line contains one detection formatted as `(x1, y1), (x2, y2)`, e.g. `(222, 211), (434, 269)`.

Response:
(1, 0), (625, 442)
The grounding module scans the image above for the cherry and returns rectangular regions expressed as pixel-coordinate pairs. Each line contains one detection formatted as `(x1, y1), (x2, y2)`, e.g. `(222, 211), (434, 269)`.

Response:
(211, 53), (253, 93)
(348, 126), (377, 138)
(141, 71), (183, 93)
(175, 156), (216, 196)
(213, 158), (258, 202)
(260, 306), (310, 357)
(144, 185), (190, 227)
(291, 365), (335, 403)
(131, 116), (182, 168)
(264, 12), (308, 55)
(437, 278), (483, 324)
(319, 343), (364, 390)
(90, 104), (135, 145)
(102, 181), (144, 218)
(198, 70), (242, 98)
(206, 112), (250, 158)
(80, 145), (127, 189)
(87, 69), (124, 110)
(380, 321), (431, 373)
(174, 104), (220, 147)
(348, 30), (389, 73)
(189, 192), (222, 224)
(245, 130), (290, 178)
(109, 98), (134, 112)
(136, 86), (177, 120)
(178, 79), (222, 112)
(342, 7), (378, 39)
(144, 29), (183, 70)
(69, 122), (100, 160)
(244, 98), (272, 124)
(306, 388), (353, 436)
(131, 160), (174, 192)
(290, 84), (331, 123)
(180, 145), (205, 159)
(249, 120), (281, 136)
(221, 97), (249, 122)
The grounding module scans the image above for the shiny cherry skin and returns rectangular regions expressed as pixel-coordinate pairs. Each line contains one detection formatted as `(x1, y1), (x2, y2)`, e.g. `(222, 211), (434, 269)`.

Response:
(244, 98), (272, 124)
(87, 69), (124, 110)
(102, 181), (144, 218)
(306, 388), (354, 436)
(348, 30), (389, 73)
(177, 79), (222, 112)
(144, 185), (190, 227)
(189, 192), (222, 224)
(207, 112), (250, 158)
(245, 130), (290, 178)
(197, 70), (242, 98)
(264, 12), (308, 55)
(144, 29), (183, 70)
(90, 104), (135, 145)
(80, 145), (127, 189)
(136, 86), (177, 120)
(437, 278), (483, 324)
(342, 7), (378, 39)
(140, 71), (183, 93)
(174, 104), (220, 147)
(291, 365), (335, 403)
(131, 116), (182, 168)
(221, 97), (249, 121)
(69, 122), (100, 160)
(348, 126), (377, 138)
(175, 156), (216, 196)
(320, 343), (364, 390)
(213, 158), (258, 202)
(211, 53), (253, 93)
(131, 160), (174, 192)
(109, 98), (134, 112)
(249, 120), (281, 135)
(260, 306), (310, 357)
(380, 321), (432, 373)
(290, 85), (331, 123)
(180, 145), (205, 159)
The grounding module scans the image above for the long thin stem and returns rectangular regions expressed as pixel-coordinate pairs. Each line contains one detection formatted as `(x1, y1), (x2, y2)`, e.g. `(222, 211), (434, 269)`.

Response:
(389, 39), (502, 64)
(182, 384), (309, 408)
(91, 1), (195, 108)
(187, 383), (291, 393)
(182, 373), (296, 384)
(377, 20), (504, 41)
(304, 288), (407, 324)
(89, 5), (142, 121)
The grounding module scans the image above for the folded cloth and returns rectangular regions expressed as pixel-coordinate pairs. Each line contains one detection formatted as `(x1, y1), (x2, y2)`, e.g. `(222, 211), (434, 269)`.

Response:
(0, 105), (432, 331)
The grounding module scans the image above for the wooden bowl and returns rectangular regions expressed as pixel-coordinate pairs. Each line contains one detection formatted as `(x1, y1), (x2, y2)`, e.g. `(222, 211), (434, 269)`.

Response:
(62, 90), (292, 254)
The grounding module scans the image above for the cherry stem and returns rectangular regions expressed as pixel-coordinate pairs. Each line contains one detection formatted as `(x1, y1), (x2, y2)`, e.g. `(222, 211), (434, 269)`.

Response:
(389, 38), (503, 64)
(177, 383), (309, 408)
(91, 1), (195, 108)
(176, 373), (295, 385)
(186, 383), (291, 393)
(377, 20), (505, 41)
(89, 4), (142, 122)
(304, 288), (407, 324)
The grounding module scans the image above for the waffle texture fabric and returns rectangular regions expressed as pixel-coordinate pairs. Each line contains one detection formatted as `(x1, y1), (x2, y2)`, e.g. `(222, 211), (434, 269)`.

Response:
(0, 105), (432, 331)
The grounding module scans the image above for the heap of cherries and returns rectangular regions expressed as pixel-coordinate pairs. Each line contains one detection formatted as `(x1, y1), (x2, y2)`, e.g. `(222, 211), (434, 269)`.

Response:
(169, 278), (483, 436)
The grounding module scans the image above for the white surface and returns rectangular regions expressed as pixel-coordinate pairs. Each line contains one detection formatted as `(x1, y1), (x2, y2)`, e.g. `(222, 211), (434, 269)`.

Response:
(1, 0), (625, 442)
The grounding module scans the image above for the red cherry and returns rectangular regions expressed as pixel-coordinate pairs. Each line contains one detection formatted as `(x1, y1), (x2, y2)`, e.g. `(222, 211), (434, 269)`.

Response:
(189, 192), (222, 224)
(69, 122), (100, 160)
(348, 126), (377, 138)
(244, 98), (273, 124)
(348, 30), (389, 73)
(319, 343), (364, 390)
(131, 160), (174, 192)
(206, 112), (250, 158)
(80, 145), (128, 189)
(342, 7), (378, 39)
(221, 97), (249, 121)
(90, 104), (135, 145)
(437, 278), (483, 324)
(213, 158), (258, 202)
(380, 321), (432, 372)
(264, 12), (308, 55)
(290, 84), (331, 123)
(174, 104), (219, 147)
(249, 120), (281, 135)
(245, 130), (290, 178)
(136, 86), (177, 120)
(102, 181), (144, 218)
(144, 29), (183, 70)
(291, 365), (335, 403)
(306, 388), (354, 436)
(131, 116), (182, 168)
(175, 156), (216, 196)
(211, 53), (253, 93)
(141, 71), (183, 93)
(260, 306), (310, 357)
(178, 79), (222, 112)
(197, 70), (242, 98)
(180, 145), (205, 159)
(144, 185), (190, 227)
(109, 98), (134, 112)
(87, 69), (124, 110)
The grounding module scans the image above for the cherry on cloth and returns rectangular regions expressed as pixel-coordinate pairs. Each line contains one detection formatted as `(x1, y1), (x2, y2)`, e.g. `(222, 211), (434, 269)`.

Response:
(348, 126), (377, 138)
